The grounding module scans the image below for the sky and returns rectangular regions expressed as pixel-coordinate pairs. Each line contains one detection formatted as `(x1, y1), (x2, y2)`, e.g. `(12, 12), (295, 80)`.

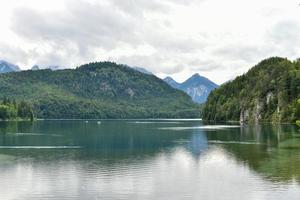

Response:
(0, 0), (300, 84)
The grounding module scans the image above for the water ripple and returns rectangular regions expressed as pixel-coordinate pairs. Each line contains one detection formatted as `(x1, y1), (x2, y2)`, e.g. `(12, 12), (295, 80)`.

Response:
(0, 146), (81, 149)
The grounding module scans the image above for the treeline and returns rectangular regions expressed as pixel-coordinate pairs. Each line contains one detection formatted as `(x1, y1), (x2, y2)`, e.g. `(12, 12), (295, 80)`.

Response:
(0, 97), (34, 121)
(203, 57), (300, 123)
(297, 99), (300, 127)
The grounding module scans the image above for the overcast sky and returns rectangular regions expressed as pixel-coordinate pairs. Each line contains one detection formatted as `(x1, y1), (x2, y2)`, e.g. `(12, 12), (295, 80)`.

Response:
(0, 0), (299, 84)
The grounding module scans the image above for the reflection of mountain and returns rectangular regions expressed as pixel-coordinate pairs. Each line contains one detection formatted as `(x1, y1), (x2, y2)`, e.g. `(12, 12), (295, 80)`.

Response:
(187, 130), (208, 156)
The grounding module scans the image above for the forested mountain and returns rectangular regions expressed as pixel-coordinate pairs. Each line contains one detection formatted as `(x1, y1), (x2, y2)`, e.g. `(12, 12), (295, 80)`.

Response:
(0, 60), (20, 73)
(0, 61), (200, 119)
(203, 57), (300, 123)
(164, 74), (218, 103)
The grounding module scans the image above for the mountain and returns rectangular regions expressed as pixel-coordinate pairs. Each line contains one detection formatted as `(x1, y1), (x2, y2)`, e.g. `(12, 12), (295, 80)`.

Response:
(47, 65), (65, 71)
(0, 60), (20, 73)
(31, 65), (40, 70)
(0, 61), (200, 119)
(164, 76), (180, 89)
(203, 57), (300, 123)
(132, 66), (153, 75)
(180, 73), (219, 103)
(164, 74), (218, 104)
(32, 65), (66, 71)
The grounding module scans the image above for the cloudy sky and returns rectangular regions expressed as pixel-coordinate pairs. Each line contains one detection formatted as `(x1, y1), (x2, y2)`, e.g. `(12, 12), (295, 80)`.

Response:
(0, 0), (299, 84)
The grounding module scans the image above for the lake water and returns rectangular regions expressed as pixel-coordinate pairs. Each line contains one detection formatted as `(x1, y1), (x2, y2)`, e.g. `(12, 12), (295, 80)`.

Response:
(0, 120), (300, 200)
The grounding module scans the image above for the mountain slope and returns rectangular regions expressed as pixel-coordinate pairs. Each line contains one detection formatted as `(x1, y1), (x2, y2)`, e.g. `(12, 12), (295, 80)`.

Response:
(203, 57), (300, 123)
(163, 76), (180, 89)
(164, 74), (218, 104)
(0, 61), (200, 119)
(0, 60), (20, 73)
(132, 66), (153, 75)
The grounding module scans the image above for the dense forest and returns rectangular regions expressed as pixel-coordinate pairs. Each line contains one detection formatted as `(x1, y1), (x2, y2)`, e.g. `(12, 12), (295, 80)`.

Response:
(0, 62), (200, 119)
(203, 57), (300, 123)
(0, 97), (34, 120)
(297, 99), (300, 126)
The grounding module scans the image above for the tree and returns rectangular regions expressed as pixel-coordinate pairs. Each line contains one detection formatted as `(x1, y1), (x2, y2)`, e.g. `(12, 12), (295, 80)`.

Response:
(296, 99), (300, 127)
(17, 101), (34, 120)
(0, 98), (34, 121)
(0, 104), (17, 120)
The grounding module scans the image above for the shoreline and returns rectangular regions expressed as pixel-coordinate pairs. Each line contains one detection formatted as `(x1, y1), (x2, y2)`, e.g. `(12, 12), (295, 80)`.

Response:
(0, 118), (297, 125)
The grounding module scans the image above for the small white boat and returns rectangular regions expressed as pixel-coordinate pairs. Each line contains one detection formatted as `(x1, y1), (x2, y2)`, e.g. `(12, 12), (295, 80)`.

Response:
(97, 121), (101, 124)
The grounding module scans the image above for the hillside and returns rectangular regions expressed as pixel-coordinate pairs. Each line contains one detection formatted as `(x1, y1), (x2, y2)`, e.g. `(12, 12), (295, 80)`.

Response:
(164, 74), (218, 103)
(0, 62), (200, 119)
(203, 57), (300, 123)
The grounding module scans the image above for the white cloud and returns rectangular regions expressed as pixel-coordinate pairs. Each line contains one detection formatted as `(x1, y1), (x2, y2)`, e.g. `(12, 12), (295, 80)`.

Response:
(0, 0), (299, 84)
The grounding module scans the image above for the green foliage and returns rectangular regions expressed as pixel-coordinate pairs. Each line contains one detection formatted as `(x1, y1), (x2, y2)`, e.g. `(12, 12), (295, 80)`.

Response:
(0, 105), (16, 120)
(203, 57), (300, 123)
(18, 101), (34, 121)
(297, 99), (300, 127)
(0, 98), (33, 120)
(0, 62), (200, 119)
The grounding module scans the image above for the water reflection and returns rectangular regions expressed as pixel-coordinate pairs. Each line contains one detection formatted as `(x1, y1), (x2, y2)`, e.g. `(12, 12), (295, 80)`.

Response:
(0, 120), (300, 200)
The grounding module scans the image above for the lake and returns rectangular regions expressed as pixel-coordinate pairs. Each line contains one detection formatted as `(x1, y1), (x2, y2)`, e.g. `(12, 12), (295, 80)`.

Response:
(0, 119), (300, 200)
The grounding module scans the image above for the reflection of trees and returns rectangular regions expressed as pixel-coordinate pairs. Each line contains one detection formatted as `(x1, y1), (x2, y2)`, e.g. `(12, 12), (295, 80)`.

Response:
(218, 124), (300, 183)
(257, 146), (300, 182)
(0, 121), (18, 133)
(1, 121), (300, 183)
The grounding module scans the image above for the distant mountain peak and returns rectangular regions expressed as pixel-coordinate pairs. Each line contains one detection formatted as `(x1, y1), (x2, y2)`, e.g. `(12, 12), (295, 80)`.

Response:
(31, 65), (40, 70)
(31, 65), (65, 71)
(164, 76), (176, 82)
(163, 73), (219, 104)
(0, 60), (20, 73)
(163, 76), (180, 89)
(191, 73), (201, 77)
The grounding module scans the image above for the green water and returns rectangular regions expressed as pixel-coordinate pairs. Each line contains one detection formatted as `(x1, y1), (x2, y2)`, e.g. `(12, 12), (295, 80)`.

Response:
(0, 120), (300, 200)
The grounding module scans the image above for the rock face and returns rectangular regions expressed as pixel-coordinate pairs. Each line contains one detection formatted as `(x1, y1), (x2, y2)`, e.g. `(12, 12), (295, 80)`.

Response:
(0, 60), (20, 73)
(240, 109), (249, 124)
(164, 73), (219, 104)
(240, 97), (274, 124)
